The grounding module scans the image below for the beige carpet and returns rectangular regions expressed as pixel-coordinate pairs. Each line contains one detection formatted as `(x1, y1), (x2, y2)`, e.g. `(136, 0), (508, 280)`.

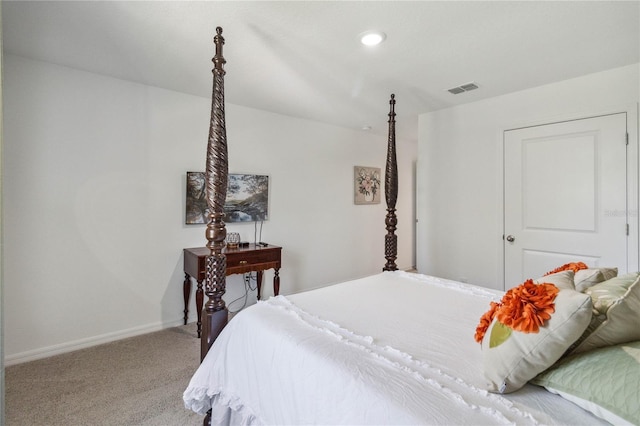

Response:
(5, 323), (203, 425)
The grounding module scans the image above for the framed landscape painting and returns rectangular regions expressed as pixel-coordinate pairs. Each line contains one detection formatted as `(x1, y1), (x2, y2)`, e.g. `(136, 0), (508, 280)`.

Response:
(186, 172), (269, 224)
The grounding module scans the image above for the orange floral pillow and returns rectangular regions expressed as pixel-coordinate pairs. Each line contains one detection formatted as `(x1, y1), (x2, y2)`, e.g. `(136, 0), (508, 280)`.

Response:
(544, 262), (588, 276)
(477, 280), (592, 393)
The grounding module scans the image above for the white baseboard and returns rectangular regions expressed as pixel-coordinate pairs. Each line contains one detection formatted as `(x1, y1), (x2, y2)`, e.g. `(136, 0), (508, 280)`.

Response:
(4, 318), (185, 366)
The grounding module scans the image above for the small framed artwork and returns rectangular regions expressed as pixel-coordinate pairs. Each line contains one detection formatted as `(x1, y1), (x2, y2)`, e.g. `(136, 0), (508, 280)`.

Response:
(354, 166), (381, 205)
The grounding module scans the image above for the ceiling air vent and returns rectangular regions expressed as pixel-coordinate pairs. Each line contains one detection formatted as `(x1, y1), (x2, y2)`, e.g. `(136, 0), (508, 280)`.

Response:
(447, 82), (479, 95)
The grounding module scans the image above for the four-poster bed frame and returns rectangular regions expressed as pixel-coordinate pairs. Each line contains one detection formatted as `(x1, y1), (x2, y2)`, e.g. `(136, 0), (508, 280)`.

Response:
(184, 27), (636, 426)
(199, 27), (398, 361)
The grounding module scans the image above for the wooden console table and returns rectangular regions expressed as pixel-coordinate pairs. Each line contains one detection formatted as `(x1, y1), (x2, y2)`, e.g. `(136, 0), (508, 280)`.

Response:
(183, 244), (282, 337)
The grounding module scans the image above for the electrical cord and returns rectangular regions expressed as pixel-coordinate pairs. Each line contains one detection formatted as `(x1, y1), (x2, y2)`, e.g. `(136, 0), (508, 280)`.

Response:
(233, 219), (265, 313)
(253, 220), (264, 246)
(227, 272), (258, 313)
(245, 272), (258, 291)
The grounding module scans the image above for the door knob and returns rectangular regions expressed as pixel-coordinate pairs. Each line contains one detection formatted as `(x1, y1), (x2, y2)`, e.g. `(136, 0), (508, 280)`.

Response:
(506, 235), (515, 242)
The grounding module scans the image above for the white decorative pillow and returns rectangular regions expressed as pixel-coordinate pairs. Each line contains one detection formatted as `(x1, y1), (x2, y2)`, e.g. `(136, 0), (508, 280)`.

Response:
(480, 284), (592, 393)
(574, 267), (618, 292)
(535, 270), (575, 290)
(570, 272), (640, 354)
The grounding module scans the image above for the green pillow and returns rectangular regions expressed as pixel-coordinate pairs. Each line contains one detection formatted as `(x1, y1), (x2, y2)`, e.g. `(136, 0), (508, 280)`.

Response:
(570, 272), (640, 354)
(532, 341), (640, 425)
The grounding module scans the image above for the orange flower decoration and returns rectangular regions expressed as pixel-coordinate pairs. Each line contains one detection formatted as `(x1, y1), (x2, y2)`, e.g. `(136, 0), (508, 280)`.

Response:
(496, 279), (558, 334)
(474, 280), (559, 343)
(544, 262), (588, 276)
(474, 301), (500, 343)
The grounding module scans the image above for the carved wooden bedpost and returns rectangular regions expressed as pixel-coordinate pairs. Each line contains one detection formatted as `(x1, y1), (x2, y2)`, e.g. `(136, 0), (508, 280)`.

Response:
(201, 27), (229, 362)
(383, 94), (398, 271)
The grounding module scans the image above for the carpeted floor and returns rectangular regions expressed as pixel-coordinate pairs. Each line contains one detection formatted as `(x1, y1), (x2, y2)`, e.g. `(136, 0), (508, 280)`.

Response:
(5, 323), (203, 425)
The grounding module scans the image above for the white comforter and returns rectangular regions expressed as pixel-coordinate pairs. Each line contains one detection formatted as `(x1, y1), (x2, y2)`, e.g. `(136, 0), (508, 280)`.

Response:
(184, 271), (605, 425)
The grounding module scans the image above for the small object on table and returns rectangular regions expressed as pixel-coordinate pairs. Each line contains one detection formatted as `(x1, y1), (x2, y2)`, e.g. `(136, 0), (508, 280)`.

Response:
(226, 232), (240, 249)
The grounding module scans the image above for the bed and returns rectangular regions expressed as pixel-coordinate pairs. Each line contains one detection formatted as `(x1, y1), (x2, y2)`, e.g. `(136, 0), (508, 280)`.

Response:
(184, 27), (640, 426)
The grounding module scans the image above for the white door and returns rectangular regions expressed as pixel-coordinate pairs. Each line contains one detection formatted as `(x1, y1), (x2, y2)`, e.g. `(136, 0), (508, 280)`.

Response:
(504, 113), (628, 289)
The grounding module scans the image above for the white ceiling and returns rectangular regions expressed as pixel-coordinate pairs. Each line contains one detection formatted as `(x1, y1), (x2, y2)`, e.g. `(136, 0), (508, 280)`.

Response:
(3, 1), (639, 142)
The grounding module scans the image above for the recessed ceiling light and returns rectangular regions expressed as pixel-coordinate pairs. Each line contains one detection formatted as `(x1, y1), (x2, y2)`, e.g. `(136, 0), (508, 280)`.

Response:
(362, 125), (372, 131)
(359, 31), (386, 46)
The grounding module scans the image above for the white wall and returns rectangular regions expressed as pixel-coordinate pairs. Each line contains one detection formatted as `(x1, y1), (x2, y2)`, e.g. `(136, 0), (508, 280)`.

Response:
(2, 54), (416, 364)
(417, 64), (639, 291)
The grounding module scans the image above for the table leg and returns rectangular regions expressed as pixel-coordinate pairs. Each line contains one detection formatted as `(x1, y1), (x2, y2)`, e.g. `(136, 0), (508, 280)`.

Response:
(274, 268), (280, 296)
(256, 271), (263, 300)
(183, 273), (192, 325)
(196, 279), (204, 338)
